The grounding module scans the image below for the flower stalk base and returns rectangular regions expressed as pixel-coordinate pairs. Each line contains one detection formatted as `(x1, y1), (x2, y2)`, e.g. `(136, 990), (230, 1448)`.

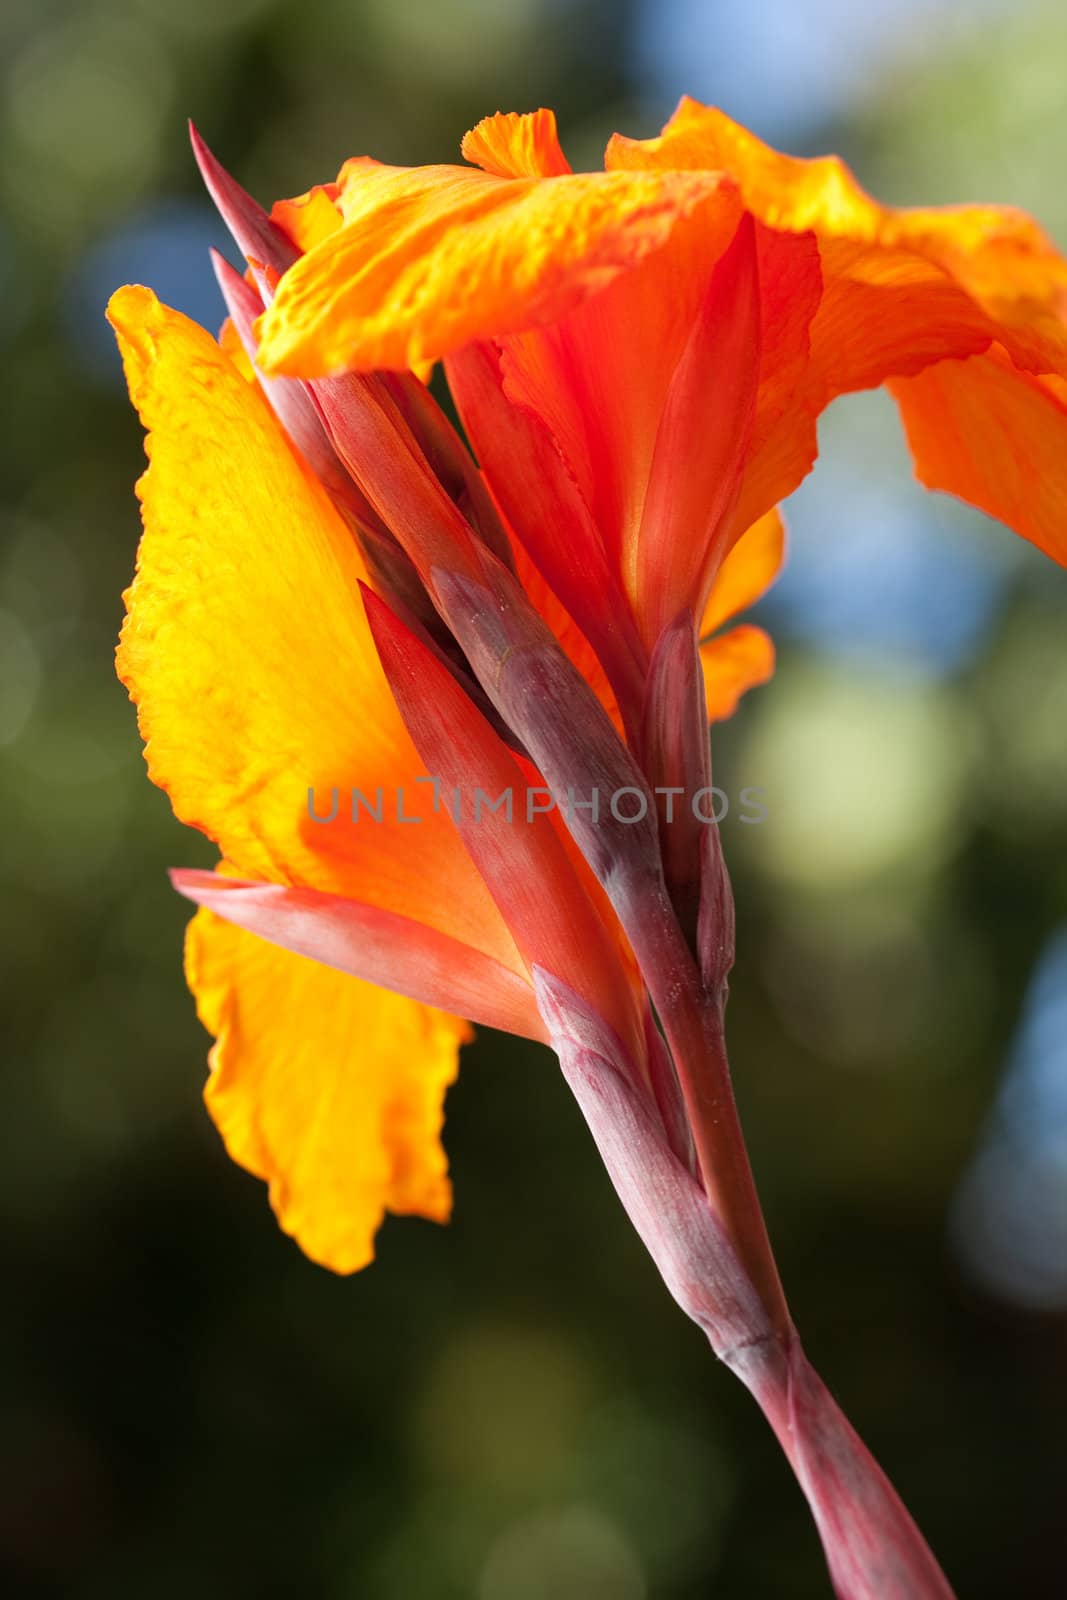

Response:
(536, 969), (957, 1600)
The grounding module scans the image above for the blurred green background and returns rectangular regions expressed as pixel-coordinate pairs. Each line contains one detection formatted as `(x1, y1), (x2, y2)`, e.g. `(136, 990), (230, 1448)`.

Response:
(2, 1), (1066, 1595)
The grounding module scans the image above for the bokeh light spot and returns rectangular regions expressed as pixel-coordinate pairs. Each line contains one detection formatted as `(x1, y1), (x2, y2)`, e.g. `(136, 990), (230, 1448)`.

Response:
(736, 661), (975, 892)
(479, 1506), (646, 1600)
(414, 1320), (592, 1494)
(952, 928), (1067, 1308)
(0, 607), (41, 746)
(66, 202), (229, 383)
(7, 15), (173, 193)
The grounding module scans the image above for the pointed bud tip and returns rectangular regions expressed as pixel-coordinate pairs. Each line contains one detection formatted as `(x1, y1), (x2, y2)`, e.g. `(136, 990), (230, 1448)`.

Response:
(357, 577), (387, 625)
(359, 581), (416, 675)
(188, 121), (226, 196)
(189, 124), (299, 277)
(210, 248), (264, 327)
(169, 865), (226, 903)
(170, 865), (232, 884)
(208, 245), (236, 286)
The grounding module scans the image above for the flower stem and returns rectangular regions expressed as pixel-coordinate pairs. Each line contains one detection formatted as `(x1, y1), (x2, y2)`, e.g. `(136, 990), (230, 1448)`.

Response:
(614, 869), (792, 1339)
(735, 1335), (958, 1600)
(618, 876), (957, 1596)
(540, 961), (958, 1600)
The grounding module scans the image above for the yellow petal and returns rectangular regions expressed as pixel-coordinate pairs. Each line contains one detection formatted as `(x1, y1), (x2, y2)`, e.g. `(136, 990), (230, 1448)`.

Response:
(188, 900), (469, 1272)
(699, 624), (776, 722)
(218, 314), (255, 382)
(109, 284), (523, 974)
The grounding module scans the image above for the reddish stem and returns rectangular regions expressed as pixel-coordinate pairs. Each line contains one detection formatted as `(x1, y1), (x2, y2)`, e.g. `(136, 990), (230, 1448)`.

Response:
(611, 870), (791, 1339)
(735, 1336), (957, 1600)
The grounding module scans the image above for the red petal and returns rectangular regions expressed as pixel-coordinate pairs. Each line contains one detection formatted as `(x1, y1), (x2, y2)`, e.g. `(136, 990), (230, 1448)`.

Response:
(363, 584), (645, 1064)
(172, 869), (543, 1041)
(634, 214), (761, 646)
(446, 338), (647, 723)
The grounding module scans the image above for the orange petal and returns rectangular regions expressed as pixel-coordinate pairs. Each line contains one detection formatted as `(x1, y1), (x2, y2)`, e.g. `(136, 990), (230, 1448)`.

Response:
(490, 208), (818, 606)
(271, 183), (343, 253)
(609, 98), (1067, 553)
(699, 624), (776, 723)
(187, 900), (469, 1273)
(724, 225), (822, 544)
(108, 285), (523, 976)
(606, 97), (1067, 376)
(492, 197), (747, 569)
(891, 345), (1067, 565)
(462, 109), (572, 178)
(255, 159), (725, 376)
(633, 214), (760, 645)
(441, 127), (816, 595)
(445, 337), (646, 721)
(701, 508), (786, 638)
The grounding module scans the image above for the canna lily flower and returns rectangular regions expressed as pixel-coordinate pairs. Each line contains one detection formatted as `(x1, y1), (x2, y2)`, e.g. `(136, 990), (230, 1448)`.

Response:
(108, 115), (789, 1275)
(110, 101), (1067, 1600)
